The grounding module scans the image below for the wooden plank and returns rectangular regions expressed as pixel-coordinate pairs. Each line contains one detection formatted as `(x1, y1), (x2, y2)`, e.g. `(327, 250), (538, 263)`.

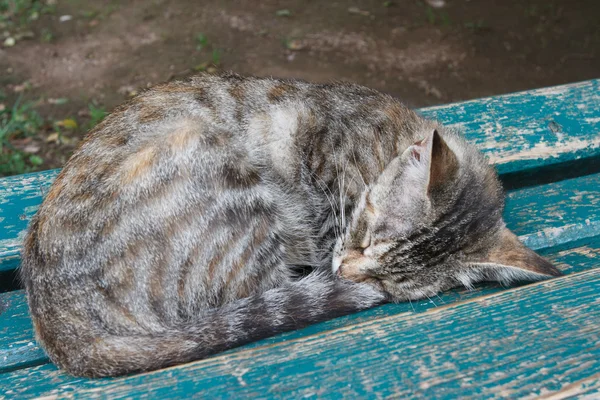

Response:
(0, 290), (46, 374)
(2, 264), (599, 399)
(1, 79), (599, 274)
(1, 171), (599, 374)
(421, 79), (600, 175)
(504, 173), (600, 251)
(0, 170), (59, 273)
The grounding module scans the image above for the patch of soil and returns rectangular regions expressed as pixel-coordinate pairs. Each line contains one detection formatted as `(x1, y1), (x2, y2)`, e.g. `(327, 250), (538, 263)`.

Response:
(1, 0), (599, 171)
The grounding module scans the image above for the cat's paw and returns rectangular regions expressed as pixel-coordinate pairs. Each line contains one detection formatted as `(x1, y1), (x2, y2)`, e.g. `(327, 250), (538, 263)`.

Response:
(340, 278), (388, 309)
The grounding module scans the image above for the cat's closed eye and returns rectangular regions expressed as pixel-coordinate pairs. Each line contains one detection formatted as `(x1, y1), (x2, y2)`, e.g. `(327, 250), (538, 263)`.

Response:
(360, 230), (371, 251)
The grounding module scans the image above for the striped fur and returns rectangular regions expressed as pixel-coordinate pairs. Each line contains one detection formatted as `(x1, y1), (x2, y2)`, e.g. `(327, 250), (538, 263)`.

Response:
(21, 73), (559, 377)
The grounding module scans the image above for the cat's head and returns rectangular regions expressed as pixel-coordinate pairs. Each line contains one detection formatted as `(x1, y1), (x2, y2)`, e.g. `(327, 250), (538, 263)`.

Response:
(332, 128), (562, 301)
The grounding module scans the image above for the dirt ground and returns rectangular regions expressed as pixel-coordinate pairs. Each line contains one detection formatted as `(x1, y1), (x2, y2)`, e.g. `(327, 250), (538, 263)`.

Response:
(1, 0), (599, 172)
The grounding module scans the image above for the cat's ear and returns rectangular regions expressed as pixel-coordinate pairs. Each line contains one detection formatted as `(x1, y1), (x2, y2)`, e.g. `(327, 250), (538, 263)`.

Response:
(458, 228), (562, 289)
(409, 129), (459, 195)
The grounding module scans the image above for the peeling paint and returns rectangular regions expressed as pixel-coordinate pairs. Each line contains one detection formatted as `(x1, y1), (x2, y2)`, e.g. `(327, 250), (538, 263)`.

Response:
(487, 137), (600, 164)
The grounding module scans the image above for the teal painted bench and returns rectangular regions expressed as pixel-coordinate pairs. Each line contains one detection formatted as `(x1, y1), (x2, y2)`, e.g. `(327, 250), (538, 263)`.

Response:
(1, 80), (599, 398)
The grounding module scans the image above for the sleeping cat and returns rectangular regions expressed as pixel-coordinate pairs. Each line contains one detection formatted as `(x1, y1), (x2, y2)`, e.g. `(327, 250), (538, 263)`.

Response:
(20, 73), (561, 378)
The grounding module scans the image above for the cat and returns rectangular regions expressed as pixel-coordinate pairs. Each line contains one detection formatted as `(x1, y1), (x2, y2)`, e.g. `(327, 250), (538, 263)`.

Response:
(20, 73), (561, 378)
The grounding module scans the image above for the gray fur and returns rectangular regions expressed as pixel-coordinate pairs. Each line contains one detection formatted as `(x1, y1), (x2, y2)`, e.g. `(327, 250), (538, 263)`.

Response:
(20, 73), (560, 377)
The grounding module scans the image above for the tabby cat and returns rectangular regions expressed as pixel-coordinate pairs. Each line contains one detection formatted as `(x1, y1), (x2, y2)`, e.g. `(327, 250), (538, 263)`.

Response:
(21, 73), (561, 377)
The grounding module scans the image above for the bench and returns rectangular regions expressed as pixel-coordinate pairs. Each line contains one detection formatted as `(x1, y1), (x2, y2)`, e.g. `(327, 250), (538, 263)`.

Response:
(1, 79), (599, 398)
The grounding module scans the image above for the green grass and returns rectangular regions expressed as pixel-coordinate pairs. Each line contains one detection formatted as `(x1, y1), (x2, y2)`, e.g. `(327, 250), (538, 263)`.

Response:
(211, 48), (221, 65)
(195, 32), (208, 51)
(78, 0), (119, 20)
(464, 19), (488, 31)
(1, 0), (56, 46)
(40, 27), (52, 42)
(0, 95), (102, 176)
(0, 92), (45, 176)
(88, 103), (107, 128)
(192, 32), (222, 73)
(423, 5), (451, 27)
(0, 0), (55, 30)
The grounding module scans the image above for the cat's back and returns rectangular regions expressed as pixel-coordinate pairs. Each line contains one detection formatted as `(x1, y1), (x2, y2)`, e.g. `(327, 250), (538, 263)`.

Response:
(35, 73), (341, 202)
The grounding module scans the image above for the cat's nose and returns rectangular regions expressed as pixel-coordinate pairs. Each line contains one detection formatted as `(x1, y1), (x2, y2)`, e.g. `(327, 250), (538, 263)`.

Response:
(336, 259), (362, 281)
(345, 249), (363, 260)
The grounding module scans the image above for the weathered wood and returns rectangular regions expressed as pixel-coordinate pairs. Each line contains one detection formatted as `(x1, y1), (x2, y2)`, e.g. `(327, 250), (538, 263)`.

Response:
(537, 373), (600, 400)
(421, 79), (600, 175)
(2, 265), (599, 399)
(0, 290), (45, 374)
(1, 79), (599, 274)
(1, 170), (599, 374)
(506, 173), (600, 251)
(0, 170), (59, 273)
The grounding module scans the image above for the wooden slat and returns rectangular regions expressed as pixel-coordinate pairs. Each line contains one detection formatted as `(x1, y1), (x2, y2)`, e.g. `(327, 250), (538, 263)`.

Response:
(0, 170), (59, 273)
(1, 79), (599, 274)
(2, 262), (599, 399)
(505, 173), (600, 251)
(421, 79), (600, 175)
(1, 172), (599, 379)
(0, 290), (44, 374)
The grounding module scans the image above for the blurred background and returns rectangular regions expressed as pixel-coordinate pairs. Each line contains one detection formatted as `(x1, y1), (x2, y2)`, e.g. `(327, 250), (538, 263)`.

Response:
(0, 0), (599, 176)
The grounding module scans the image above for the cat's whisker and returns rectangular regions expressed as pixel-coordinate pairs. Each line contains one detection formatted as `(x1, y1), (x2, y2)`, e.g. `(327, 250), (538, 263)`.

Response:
(339, 162), (345, 230)
(340, 184), (344, 231)
(340, 159), (352, 231)
(351, 151), (367, 189)
(435, 294), (446, 304)
(337, 178), (344, 235)
(338, 174), (345, 231)
(330, 141), (345, 236)
(341, 166), (361, 239)
(343, 169), (357, 208)
(425, 294), (438, 308)
(408, 298), (416, 313)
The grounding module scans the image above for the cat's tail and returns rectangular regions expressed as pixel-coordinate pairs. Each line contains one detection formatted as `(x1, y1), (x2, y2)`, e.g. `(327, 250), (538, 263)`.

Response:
(56, 272), (386, 377)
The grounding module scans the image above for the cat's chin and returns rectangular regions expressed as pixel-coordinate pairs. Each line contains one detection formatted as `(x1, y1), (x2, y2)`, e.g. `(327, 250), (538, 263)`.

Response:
(378, 281), (447, 304)
(336, 270), (387, 293)
(356, 277), (385, 292)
